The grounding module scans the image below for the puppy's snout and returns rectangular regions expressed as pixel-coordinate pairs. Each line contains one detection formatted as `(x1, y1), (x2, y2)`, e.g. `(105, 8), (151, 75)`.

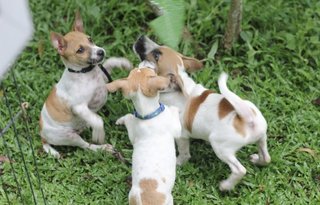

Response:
(97, 49), (105, 58)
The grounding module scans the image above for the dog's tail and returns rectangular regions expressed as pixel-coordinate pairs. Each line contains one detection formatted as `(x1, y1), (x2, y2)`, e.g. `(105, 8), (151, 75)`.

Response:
(218, 72), (255, 125)
(102, 57), (132, 73)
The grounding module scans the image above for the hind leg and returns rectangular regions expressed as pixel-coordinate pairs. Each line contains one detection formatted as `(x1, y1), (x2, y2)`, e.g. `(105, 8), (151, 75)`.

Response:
(211, 142), (246, 191)
(219, 153), (246, 191)
(65, 132), (114, 153)
(43, 131), (114, 158)
(42, 140), (61, 158)
(176, 137), (191, 165)
(250, 133), (271, 166)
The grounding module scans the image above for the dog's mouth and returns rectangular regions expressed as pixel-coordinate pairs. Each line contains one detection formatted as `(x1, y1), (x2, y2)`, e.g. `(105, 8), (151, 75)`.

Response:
(138, 60), (156, 70)
(87, 56), (104, 65)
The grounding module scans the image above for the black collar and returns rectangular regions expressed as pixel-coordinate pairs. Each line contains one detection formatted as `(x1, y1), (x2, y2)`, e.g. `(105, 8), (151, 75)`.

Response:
(68, 64), (95, 73)
(67, 64), (113, 82)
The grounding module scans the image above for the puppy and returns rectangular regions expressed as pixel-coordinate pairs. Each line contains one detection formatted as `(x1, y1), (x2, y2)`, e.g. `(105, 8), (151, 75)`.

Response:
(133, 36), (271, 191)
(107, 68), (181, 205)
(39, 11), (131, 158)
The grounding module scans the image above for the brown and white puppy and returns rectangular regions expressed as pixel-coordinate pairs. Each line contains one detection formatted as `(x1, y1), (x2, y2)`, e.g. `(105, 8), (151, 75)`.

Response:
(39, 12), (131, 158)
(133, 36), (271, 191)
(107, 68), (181, 205)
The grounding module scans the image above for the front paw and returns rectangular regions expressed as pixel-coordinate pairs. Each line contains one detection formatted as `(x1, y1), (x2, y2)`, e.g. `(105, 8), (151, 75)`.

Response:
(100, 143), (114, 152)
(92, 128), (105, 144)
(219, 180), (234, 191)
(249, 154), (260, 164)
(249, 153), (271, 166)
(176, 154), (191, 166)
(116, 117), (126, 125)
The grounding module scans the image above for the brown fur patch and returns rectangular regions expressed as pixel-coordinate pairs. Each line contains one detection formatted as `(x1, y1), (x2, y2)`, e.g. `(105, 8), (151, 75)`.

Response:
(233, 115), (246, 137)
(129, 195), (138, 205)
(61, 31), (92, 65)
(139, 179), (165, 205)
(218, 98), (235, 119)
(45, 87), (72, 122)
(107, 68), (169, 98)
(149, 47), (183, 77)
(145, 47), (189, 96)
(184, 90), (214, 132)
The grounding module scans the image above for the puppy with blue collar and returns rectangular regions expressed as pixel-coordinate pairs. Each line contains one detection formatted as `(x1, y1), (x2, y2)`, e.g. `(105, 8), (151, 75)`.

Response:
(133, 36), (271, 191)
(106, 68), (181, 205)
(39, 11), (132, 158)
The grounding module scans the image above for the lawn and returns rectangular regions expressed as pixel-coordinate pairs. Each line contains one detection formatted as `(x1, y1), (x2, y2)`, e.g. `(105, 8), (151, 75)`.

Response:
(0, 0), (320, 204)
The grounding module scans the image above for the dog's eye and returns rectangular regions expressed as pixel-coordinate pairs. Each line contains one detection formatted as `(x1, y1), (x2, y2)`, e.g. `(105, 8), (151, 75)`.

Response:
(76, 46), (84, 54)
(88, 37), (93, 43)
(152, 49), (162, 62)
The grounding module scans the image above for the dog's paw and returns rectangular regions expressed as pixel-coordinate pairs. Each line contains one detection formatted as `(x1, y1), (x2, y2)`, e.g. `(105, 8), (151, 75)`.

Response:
(100, 144), (114, 153)
(249, 154), (260, 164)
(250, 153), (271, 166)
(116, 117), (126, 125)
(219, 180), (234, 191)
(176, 154), (191, 166)
(92, 128), (105, 144)
(50, 150), (61, 159)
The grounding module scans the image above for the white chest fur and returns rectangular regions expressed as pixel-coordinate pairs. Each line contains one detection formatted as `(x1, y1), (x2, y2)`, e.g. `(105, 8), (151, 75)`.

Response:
(56, 67), (107, 111)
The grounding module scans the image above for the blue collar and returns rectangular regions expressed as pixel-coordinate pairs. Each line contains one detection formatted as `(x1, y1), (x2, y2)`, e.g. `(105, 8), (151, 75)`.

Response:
(134, 103), (165, 120)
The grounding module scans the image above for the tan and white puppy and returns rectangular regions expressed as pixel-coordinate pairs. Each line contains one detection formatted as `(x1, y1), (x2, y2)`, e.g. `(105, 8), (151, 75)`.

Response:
(133, 36), (271, 191)
(39, 12), (132, 158)
(107, 68), (181, 205)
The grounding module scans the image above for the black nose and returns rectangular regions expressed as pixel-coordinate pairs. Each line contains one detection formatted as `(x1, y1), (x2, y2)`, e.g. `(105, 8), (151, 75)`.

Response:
(97, 49), (105, 57)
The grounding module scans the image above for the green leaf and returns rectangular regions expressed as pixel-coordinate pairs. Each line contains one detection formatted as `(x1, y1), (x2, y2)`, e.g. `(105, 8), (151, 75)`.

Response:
(207, 40), (219, 59)
(149, 0), (185, 49)
(285, 33), (296, 50)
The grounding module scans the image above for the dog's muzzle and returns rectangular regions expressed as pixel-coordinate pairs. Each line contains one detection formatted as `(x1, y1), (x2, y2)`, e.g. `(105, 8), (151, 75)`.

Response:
(138, 60), (156, 70)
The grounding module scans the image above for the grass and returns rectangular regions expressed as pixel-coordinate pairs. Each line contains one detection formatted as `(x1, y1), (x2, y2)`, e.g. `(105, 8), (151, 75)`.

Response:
(1, 0), (320, 204)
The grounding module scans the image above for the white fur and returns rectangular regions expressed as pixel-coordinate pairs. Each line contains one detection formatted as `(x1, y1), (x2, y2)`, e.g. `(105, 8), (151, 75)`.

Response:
(116, 89), (181, 205)
(40, 54), (129, 158)
(137, 57), (271, 191)
(162, 68), (271, 191)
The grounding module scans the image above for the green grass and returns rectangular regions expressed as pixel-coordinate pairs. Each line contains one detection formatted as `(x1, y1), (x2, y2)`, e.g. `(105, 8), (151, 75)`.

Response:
(1, 0), (320, 204)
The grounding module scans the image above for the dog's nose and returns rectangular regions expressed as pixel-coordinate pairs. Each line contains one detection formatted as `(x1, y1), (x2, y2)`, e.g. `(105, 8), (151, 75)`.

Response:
(97, 49), (105, 58)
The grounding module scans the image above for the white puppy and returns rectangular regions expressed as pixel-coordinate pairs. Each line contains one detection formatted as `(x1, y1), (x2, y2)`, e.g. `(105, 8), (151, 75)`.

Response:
(39, 12), (132, 158)
(107, 68), (181, 205)
(133, 36), (271, 191)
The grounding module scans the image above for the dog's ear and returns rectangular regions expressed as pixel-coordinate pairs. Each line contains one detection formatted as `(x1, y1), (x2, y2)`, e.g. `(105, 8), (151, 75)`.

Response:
(73, 10), (84, 32)
(141, 76), (169, 97)
(168, 73), (189, 97)
(148, 76), (170, 91)
(181, 55), (203, 73)
(50, 32), (67, 55)
(106, 79), (129, 94)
